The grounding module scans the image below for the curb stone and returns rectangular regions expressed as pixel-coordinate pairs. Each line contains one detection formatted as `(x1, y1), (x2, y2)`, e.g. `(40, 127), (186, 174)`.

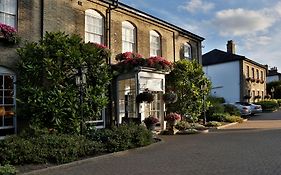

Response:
(20, 139), (163, 175)
(216, 119), (248, 129)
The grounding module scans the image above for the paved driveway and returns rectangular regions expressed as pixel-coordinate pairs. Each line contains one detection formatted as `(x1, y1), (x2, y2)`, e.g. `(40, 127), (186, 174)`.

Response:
(23, 110), (281, 175)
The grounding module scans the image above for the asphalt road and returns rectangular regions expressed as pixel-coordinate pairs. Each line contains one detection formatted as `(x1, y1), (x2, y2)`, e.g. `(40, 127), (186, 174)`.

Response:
(23, 110), (281, 175)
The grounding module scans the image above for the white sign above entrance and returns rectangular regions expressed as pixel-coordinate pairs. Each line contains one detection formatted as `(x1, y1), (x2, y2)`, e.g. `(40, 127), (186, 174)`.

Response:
(139, 78), (163, 91)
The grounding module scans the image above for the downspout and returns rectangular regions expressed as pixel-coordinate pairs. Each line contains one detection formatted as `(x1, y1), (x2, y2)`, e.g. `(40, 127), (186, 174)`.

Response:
(40, 0), (44, 39)
(173, 32), (176, 62)
(105, 1), (118, 127)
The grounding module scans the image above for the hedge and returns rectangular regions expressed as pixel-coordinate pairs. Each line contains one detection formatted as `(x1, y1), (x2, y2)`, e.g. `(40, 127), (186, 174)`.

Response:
(256, 100), (279, 111)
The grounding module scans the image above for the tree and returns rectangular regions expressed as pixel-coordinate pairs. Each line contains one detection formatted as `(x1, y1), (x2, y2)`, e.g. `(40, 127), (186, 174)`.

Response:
(166, 59), (211, 122)
(267, 81), (281, 99)
(17, 32), (111, 134)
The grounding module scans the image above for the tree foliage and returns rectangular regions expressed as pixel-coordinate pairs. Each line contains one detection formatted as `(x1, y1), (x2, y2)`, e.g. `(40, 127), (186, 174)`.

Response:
(166, 60), (211, 121)
(266, 81), (281, 99)
(16, 32), (111, 134)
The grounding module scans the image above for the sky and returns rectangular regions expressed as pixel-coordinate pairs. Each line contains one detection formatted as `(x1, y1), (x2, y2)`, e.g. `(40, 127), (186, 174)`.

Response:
(119, 0), (281, 70)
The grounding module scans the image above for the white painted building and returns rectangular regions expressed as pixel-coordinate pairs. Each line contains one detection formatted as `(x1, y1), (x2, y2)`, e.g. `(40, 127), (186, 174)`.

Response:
(203, 41), (267, 103)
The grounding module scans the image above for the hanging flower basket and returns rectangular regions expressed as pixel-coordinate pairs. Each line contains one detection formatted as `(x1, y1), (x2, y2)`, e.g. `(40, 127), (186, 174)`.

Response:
(254, 95), (261, 99)
(250, 78), (255, 82)
(256, 79), (260, 83)
(162, 91), (178, 104)
(260, 80), (264, 84)
(136, 91), (154, 103)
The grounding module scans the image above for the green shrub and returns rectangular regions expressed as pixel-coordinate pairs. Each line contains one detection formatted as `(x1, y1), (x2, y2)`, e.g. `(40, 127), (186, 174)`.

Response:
(86, 124), (153, 153)
(276, 99), (281, 107)
(175, 121), (191, 131)
(207, 113), (229, 122)
(208, 96), (225, 104)
(224, 104), (241, 116)
(0, 164), (17, 175)
(225, 115), (244, 123)
(206, 103), (225, 118)
(0, 132), (103, 165)
(205, 121), (222, 127)
(256, 100), (279, 111)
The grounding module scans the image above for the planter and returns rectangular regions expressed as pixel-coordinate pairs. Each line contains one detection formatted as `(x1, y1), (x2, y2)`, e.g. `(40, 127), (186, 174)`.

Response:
(146, 124), (156, 131)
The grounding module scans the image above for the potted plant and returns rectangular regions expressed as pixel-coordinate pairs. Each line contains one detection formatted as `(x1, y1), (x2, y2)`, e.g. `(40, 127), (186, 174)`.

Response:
(143, 116), (159, 130)
(256, 79), (260, 83)
(164, 112), (181, 126)
(136, 91), (154, 103)
(162, 91), (178, 104)
(245, 77), (251, 81)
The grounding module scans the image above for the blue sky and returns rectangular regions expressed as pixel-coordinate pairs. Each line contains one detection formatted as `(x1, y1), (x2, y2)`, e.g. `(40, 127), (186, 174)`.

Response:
(119, 0), (281, 70)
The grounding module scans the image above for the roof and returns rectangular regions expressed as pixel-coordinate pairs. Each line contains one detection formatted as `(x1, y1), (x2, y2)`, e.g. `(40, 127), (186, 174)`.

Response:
(202, 49), (267, 69)
(100, 0), (204, 41)
(268, 70), (281, 76)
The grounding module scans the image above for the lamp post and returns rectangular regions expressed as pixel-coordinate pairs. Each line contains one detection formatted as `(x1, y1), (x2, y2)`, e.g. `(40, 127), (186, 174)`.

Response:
(76, 67), (86, 135)
(201, 83), (207, 125)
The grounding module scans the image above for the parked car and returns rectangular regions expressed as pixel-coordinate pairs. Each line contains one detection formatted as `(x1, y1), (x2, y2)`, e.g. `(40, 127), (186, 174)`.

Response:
(235, 102), (262, 115)
(224, 103), (252, 116)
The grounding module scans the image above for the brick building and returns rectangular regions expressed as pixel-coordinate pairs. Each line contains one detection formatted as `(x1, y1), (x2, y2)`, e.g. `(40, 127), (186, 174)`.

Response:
(0, 0), (204, 135)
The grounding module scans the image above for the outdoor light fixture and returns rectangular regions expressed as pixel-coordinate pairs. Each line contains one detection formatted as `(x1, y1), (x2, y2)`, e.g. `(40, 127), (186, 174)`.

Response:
(76, 67), (87, 135)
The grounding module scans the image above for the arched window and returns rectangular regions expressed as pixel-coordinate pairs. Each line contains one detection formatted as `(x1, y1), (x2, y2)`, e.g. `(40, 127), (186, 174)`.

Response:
(122, 21), (136, 53)
(183, 42), (192, 59)
(85, 9), (104, 44)
(0, 0), (17, 28)
(150, 30), (161, 56)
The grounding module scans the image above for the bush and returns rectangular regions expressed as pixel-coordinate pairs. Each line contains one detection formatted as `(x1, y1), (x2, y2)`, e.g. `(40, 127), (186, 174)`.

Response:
(225, 116), (244, 123)
(206, 103), (225, 117)
(175, 121), (191, 131)
(256, 100), (279, 111)
(0, 164), (17, 175)
(208, 96), (225, 104)
(205, 121), (222, 127)
(17, 32), (111, 134)
(224, 104), (241, 116)
(0, 131), (103, 165)
(86, 124), (153, 153)
(276, 99), (281, 107)
(207, 113), (229, 122)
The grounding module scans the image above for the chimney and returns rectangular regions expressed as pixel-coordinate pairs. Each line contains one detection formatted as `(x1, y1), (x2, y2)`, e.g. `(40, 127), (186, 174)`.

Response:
(227, 40), (235, 54)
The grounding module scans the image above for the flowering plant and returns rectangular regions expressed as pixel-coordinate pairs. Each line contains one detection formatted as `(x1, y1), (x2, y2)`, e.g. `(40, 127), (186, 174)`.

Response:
(143, 116), (159, 125)
(164, 112), (181, 122)
(114, 52), (172, 73)
(88, 42), (110, 58)
(0, 23), (20, 44)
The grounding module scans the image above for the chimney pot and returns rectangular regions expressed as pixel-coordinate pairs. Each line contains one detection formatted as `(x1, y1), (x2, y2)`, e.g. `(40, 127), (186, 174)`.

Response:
(227, 40), (235, 54)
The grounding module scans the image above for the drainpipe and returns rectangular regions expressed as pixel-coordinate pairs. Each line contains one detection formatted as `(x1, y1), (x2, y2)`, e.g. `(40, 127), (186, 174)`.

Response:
(173, 32), (176, 62)
(40, 0), (44, 39)
(105, 0), (118, 128)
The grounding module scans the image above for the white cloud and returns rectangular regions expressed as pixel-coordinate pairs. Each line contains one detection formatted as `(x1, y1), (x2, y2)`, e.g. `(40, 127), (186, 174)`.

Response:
(180, 0), (215, 13)
(213, 8), (275, 36)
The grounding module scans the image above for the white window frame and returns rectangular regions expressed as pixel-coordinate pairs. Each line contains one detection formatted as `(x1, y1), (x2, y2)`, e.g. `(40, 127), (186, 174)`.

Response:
(0, 0), (17, 28)
(85, 9), (104, 44)
(150, 30), (161, 56)
(122, 21), (136, 53)
(183, 42), (192, 59)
